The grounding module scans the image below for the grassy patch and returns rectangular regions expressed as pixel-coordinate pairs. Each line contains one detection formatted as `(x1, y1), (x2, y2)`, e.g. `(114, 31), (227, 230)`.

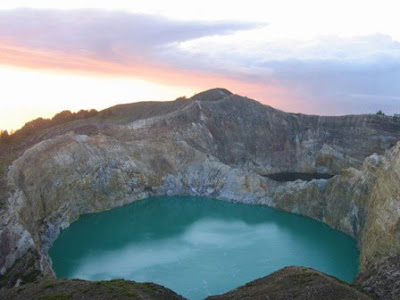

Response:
(122, 291), (138, 297)
(39, 293), (72, 300)
(96, 279), (127, 287)
(139, 282), (160, 292)
(44, 282), (58, 289)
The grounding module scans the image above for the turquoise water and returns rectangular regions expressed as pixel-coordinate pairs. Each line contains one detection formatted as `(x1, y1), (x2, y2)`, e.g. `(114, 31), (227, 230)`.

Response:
(50, 197), (359, 300)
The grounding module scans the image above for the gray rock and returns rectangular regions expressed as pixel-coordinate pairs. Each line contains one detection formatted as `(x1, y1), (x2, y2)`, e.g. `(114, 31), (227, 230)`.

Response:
(0, 88), (400, 299)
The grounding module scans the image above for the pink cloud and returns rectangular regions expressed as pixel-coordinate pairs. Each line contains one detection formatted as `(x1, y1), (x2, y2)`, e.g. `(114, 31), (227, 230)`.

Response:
(4, 8), (396, 116)
(0, 9), (291, 110)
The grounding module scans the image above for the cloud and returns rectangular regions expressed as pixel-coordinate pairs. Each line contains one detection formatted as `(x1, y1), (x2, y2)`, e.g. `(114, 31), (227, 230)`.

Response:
(174, 34), (400, 114)
(0, 9), (262, 75)
(268, 56), (400, 114)
(0, 8), (399, 115)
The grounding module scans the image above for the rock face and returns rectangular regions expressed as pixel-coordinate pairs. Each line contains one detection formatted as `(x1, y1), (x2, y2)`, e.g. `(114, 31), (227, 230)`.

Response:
(355, 255), (400, 299)
(272, 142), (400, 271)
(0, 88), (400, 298)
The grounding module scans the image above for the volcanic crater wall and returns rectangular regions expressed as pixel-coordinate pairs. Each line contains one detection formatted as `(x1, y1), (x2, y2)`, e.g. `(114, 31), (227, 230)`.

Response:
(1, 89), (400, 297)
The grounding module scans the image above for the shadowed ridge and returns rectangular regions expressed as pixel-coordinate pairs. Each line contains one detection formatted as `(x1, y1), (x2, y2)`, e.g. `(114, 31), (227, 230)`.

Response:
(190, 88), (233, 101)
(206, 266), (372, 300)
(97, 99), (192, 124)
(0, 278), (185, 300)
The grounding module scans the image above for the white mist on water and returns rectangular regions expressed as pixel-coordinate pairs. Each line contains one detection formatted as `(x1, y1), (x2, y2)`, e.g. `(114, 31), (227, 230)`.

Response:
(71, 219), (282, 298)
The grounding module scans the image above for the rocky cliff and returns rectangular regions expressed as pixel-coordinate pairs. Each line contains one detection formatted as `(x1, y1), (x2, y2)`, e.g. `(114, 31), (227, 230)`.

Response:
(1, 88), (400, 298)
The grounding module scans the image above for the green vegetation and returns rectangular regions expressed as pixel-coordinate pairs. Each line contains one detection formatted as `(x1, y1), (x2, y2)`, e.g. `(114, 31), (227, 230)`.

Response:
(44, 282), (58, 289)
(13, 109), (98, 140)
(375, 110), (400, 122)
(0, 109), (98, 147)
(0, 130), (10, 143)
(0, 278), (184, 300)
(38, 293), (72, 300)
(98, 279), (127, 286)
(175, 96), (187, 101)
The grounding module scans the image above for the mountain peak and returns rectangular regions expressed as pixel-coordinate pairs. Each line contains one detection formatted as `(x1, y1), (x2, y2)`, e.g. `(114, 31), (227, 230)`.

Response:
(190, 88), (232, 102)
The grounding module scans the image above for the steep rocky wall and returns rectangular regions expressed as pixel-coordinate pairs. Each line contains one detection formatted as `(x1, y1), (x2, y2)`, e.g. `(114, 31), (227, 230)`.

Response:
(272, 142), (400, 272)
(0, 89), (400, 298)
(0, 131), (274, 281)
(188, 94), (400, 175)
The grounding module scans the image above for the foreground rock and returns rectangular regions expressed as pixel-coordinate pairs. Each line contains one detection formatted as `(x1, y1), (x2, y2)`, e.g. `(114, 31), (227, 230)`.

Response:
(356, 255), (400, 300)
(207, 267), (372, 300)
(0, 267), (370, 300)
(0, 278), (184, 300)
(0, 88), (400, 298)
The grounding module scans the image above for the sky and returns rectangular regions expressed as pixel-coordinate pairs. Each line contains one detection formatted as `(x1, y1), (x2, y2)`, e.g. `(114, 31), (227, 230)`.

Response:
(1, 1), (400, 131)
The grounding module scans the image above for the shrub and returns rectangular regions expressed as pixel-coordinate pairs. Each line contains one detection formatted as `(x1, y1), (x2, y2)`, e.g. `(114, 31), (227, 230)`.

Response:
(376, 110), (385, 116)
(0, 130), (9, 143)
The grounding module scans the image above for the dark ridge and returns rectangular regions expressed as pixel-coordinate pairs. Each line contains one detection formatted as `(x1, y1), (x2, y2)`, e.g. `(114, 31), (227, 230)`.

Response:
(0, 278), (185, 300)
(265, 172), (334, 182)
(190, 88), (232, 102)
(99, 99), (191, 123)
(206, 266), (372, 300)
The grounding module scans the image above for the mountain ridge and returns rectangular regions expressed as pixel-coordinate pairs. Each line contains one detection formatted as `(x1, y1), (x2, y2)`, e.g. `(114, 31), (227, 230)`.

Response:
(0, 88), (400, 299)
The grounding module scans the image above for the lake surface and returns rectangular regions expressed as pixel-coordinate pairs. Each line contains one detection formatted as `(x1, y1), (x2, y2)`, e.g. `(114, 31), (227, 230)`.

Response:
(50, 196), (359, 300)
